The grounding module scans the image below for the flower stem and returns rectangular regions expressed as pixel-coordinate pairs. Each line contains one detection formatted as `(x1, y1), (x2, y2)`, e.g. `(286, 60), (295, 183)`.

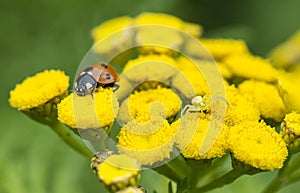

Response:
(195, 169), (243, 192)
(49, 121), (93, 158)
(166, 154), (190, 181)
(153, 154), (190, 184)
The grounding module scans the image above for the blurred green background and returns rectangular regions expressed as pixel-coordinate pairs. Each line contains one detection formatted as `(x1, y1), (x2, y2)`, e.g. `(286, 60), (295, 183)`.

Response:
(1, 0), (300, 192)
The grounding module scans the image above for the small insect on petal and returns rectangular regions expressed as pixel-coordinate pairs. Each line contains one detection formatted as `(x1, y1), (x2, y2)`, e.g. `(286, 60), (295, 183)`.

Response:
(74, 63), (119, 96)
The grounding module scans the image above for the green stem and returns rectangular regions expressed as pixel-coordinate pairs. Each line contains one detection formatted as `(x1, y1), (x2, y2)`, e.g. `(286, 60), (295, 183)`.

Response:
(196, 169), (244, 193)
(166, 154), (190, 181)
(153, 166), (181, 183)
(49, 121), (93, 158)
(187, 159), (212, 189)
(153, 154), (190, 184)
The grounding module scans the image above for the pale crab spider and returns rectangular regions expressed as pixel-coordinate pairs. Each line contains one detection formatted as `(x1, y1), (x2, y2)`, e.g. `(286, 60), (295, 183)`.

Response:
(181, 95), (230, 118)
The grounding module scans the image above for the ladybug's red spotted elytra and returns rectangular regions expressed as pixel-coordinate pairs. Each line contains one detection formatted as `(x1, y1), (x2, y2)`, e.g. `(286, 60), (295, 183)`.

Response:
(74, 63), (119, 96)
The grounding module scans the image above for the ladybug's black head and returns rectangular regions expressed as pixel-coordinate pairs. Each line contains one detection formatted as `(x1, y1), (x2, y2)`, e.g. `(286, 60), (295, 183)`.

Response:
(74, 73), (98, 96)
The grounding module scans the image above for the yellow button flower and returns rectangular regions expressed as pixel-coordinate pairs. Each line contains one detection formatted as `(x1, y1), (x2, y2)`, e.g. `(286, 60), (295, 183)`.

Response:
(57, 87), (119, 130)
(135, 27), (183, 55)
(199, 38), (250, 61)
(97, 154), (140, 192)
(277, 71), (300, 112)
(172, 57), (212, 98)
(224, 54), (279, 82)
(173, 113), (228, 160)
(217, 61), (233, 79)
(9, 70), (69, 110)
(135, 13), (202, 55)
(118, 87), (181, 124)
(228, 121), (288, 170)
(134, 13), (185, 55)
(224, 85), (260, 126)
(116, 187), (146, 193)
(183, 22), (203, 37)
(269, 30), (300, 69)
(281, 112), (300, 153)
(117, 117), (177, 165)
(91, 16), (134, 55)
(238, 80), (286, 122)
(92, 16), (133, 41)
(115, 55), (180, 100)
(135, 12), (203, 37)
(135, 12), (184, 29)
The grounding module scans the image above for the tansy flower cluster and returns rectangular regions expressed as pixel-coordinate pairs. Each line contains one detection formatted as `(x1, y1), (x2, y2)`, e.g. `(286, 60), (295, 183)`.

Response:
(8, 12), (300, 193)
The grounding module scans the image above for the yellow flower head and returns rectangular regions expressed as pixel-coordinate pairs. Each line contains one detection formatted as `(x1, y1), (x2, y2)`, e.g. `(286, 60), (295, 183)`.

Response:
(135, 12), (203, 37)
(9, 70), (69, 110)
(224, 85), (260, 126)
(122, 54), (179, 84)
(92, 16), (133, 40)
(217, 61), (233, 79)
(238, 80), (286, 122)
(91, 13), (203, 56)
(269, 30), (300, 68)
(281, 112), (300, 153)
(117, 117), (177, 165)
(116, 187), (146, 193)
(172, 57), (212, 98)
(173, 113), (228, 160)
(135, 12), (184, 29)
(97, 154), (140, 192)
(277, 71), (300, 112)
(134, 13), (185, 55)
(182, 22), (203, 37)
(135, 28), (182, 55)
(91, 16), (134, 55)
(228, 121), (288, 170)
(115, 55), (180, 100)
(199, 38), (250, 61)
(224, 54), (279, 82)
(118, 87), (181, 124)
(57, 87), (119, 130)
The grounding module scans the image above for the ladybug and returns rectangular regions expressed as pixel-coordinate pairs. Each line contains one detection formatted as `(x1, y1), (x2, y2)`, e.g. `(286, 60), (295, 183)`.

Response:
(74, 62), (119, 96)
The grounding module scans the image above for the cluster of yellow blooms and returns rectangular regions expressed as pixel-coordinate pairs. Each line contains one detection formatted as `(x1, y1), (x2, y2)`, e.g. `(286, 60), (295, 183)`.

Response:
(8, 12), (300, 193)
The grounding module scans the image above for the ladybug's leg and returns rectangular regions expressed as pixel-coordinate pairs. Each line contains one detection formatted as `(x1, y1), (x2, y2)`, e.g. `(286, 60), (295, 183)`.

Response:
(90, 86), (96, 99)
(112, 83), (120, 92)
